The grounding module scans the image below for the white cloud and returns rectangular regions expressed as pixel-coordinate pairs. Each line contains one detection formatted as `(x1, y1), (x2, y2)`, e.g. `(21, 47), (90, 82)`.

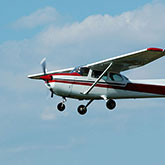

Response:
(35, 3), (165, 50)
(24, 2), (164, 70)
(41, 107), (57, 120)
(3, 2), (165, 69)
(41, 106), (68, 120)
(3, 137), (84, 153)
(6, 145), (39, 153)
(12, 7), (60, 29)
(54, 137), (85, 150)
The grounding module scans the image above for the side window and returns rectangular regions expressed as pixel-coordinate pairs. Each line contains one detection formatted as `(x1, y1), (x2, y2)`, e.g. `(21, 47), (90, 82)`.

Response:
(80, 67), (89, 76)
(109, 73), (123, 82)
(73, 67), (89, 76)
(92, 70), (102, 78)
(92, 70), (107, 80)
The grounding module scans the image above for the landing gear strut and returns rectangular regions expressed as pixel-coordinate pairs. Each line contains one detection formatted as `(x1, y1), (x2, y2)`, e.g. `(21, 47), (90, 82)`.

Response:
(57, 97), (66, 112)
(77, 99), (94, 115)
(106, 99), (116, 110)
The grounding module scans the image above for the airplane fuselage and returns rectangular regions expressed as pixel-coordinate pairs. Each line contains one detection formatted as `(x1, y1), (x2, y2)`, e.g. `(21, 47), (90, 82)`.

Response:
(47, 72), (165, 100)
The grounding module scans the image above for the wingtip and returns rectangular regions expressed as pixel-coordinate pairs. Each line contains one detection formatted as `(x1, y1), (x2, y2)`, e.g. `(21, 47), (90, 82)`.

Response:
(147, 48), (164, 52)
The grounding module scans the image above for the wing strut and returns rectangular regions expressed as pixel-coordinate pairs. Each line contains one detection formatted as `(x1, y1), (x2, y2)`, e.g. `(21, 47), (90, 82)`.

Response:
(83, 62), (113, 95)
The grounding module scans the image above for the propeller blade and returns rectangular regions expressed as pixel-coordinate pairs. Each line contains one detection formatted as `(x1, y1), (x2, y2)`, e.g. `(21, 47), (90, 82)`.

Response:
(40, 58), (47, 75)
(50, 88), (54, 98)
(41, 58), (54, 98)
(51, 91), (54, 98)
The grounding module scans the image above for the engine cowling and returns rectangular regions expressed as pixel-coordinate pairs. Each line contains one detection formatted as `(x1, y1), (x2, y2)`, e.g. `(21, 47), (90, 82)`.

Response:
(40, 75), (53, 81)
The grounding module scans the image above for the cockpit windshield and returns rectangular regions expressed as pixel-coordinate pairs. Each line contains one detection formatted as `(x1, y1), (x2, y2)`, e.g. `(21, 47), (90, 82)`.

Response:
(71, 67), (89, 76)
(91, 70), (127, 82)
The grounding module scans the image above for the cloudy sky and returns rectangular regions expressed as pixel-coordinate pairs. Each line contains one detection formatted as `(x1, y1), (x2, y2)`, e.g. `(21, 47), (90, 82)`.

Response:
(1, 0), (165, 164)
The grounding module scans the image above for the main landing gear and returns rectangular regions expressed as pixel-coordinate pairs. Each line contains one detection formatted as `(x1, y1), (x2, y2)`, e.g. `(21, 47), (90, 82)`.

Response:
(106, 99), (116, 110)
(77, 99), (116, 115)
(77, 99), (94, 115)
(101, 95), (116, 110)
(77, 105), (87, 115)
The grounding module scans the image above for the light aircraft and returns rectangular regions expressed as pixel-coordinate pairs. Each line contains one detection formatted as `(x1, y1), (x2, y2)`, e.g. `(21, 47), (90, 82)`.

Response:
(28, 48), (165, 115)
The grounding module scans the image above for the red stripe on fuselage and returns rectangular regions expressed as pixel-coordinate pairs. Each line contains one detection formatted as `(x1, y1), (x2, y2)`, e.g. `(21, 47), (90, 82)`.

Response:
(48, 79), (165, 95)
(124, 83), (165, 95)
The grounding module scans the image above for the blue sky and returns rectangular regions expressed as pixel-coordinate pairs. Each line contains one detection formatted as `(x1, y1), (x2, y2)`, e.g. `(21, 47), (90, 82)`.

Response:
(1, 0), (165, 165)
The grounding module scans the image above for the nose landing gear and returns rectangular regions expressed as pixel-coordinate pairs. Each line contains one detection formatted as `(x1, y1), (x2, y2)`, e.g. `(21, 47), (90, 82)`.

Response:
(57, 102), (65, 111)
(57, 97), (66, 112)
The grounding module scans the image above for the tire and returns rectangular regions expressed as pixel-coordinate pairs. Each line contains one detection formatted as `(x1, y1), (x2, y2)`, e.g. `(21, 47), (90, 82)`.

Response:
(57, 103), (65, 111)
(77, 105), (87, 115)
(106, 99), (116, 110)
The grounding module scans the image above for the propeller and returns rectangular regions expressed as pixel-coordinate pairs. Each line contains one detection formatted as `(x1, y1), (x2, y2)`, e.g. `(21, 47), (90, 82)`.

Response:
(40, 57), (47, 75)
(50, 88), (54, 98)
(40, 58), (54, 98)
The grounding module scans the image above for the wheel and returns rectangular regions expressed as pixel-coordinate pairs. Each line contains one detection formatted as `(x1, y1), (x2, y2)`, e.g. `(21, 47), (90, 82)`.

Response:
(77, 105), (87, 115)
(106, 99), (116, 110)
(57, 102), (65, 111)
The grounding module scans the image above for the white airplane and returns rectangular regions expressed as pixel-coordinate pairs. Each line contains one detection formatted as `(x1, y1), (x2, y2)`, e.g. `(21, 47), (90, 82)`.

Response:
(28, 48), (165, 115)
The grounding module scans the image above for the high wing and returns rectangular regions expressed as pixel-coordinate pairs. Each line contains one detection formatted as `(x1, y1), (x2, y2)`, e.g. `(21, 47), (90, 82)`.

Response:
(28, 47), (165, 79)
(85, 48), (165, 73)
(28, 67), (74, 79)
